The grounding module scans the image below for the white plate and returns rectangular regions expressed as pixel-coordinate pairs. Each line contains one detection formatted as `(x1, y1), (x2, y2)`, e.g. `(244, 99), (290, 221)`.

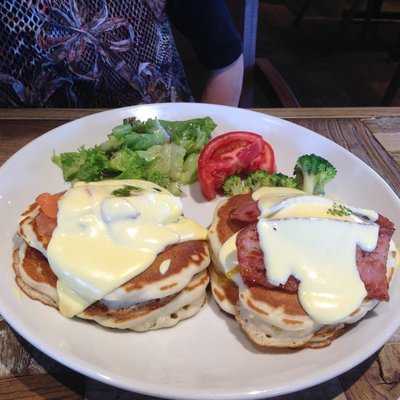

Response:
(0, 103), (399, 399)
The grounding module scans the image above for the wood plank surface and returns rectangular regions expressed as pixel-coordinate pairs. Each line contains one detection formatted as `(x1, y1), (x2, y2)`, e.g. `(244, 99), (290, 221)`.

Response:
(362, 117), (400, 166)
(0, 374), (83, 400)
(0, 108), (400, 400)
(291, 118), (400, 194)
(0, 107), (400, 121)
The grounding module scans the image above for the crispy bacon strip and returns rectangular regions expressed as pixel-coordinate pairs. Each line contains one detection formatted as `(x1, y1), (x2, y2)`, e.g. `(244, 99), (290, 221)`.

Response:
(356, 215), (394, 300)
(230, 199), (260, 223)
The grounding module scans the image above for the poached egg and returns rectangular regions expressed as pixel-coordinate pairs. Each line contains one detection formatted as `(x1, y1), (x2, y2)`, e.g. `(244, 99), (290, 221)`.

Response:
(47, 180), (207, 317)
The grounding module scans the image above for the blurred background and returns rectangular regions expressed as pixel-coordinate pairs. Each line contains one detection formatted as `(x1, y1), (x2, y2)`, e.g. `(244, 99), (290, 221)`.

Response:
(176, 0), (400, 107)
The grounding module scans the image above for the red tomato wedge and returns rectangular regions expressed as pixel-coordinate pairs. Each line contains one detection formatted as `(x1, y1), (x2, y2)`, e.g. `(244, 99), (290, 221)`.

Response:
(35, 192), (64, 219)
(198, 131), (276, 200)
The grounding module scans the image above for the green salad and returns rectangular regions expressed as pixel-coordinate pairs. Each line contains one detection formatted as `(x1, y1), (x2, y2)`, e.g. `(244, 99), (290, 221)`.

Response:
(53, 116), (216, 195)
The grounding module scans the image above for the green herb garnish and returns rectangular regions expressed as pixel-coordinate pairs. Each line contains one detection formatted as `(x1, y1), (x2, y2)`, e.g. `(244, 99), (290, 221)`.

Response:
(112, 185), (143, 197)
(327, 203), (352, 217)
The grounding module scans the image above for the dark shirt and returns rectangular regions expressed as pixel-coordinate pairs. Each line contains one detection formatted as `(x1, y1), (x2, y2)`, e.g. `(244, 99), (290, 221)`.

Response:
(0, 0), (241, 107)
(168, 0), (242, 70)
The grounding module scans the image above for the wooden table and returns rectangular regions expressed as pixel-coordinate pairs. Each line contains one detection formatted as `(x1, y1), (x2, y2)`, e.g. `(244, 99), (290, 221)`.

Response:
(0, 107), (400, 400)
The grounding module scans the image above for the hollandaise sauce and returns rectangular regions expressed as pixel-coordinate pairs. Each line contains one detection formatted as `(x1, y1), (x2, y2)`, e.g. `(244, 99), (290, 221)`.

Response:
(218, 233), (240, 282)
(47, 180), (207, 317)
(257, 217), (378, 324)
(253, 188), (380, 324)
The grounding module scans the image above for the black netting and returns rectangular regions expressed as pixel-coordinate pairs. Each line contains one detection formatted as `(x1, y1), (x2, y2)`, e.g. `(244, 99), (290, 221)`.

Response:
(0, 0), (191, 107)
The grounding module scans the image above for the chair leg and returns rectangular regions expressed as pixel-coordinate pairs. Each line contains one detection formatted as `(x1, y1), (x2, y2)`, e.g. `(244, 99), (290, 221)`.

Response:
(239, 0), (259, 107)
(342, 0), (364, 23)
(382, 62), (400, 105)
(293, 0), (313, 27)
(363, 0), (383, 38)
(389, 31), (400, 61)
(255, 58), (301, 107)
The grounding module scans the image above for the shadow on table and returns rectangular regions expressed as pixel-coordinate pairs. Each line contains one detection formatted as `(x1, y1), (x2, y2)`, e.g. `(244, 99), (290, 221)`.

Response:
(272, 354), (377, 400)
(7, 324), (166, 399)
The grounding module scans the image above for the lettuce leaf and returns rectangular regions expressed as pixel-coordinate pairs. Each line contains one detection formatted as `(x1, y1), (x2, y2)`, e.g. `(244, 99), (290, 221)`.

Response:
(145, 171), (182, 196)
(52, 147), (109, 182)
(100, 119), (166, 153)
(109, 148), (149, 179)
(160, 117), (216, 154)
(53, 116), (214, 194)
(179, 152), (199, 184)
(140, 143), (186, 181)
(101, 130), (164, 152)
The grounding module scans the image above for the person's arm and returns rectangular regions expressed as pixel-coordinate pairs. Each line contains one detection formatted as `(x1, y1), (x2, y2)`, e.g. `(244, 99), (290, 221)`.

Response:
(201, 54), (244, 106)
(167, 0), (243, 106)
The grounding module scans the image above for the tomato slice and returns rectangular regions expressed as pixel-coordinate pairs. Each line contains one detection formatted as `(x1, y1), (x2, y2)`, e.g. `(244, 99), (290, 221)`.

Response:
(198, 131), (276, 200)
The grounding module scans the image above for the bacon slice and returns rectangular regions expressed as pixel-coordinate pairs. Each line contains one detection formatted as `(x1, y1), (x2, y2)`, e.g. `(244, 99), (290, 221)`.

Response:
(35, 192), (63, 219)
(230, 199), (260, 223)
(236, 223), (299, 292)
(356, 215), (394, 300)
(34, 211), (57, 241)
(32, 192), (64, 246)
(236, 215), (395, 300)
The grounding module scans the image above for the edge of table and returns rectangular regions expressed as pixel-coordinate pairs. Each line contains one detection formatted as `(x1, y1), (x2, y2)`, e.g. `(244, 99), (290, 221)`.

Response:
(1, 107), (400, 120)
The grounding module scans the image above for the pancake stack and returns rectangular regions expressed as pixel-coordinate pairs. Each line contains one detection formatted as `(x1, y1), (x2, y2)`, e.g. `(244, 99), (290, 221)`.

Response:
(209, 193), (398, 348)
(14, 184), (210, 331)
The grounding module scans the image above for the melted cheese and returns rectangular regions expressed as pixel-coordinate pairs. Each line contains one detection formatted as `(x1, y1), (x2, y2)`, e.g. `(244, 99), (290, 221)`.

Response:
(47, 179), (207, 317)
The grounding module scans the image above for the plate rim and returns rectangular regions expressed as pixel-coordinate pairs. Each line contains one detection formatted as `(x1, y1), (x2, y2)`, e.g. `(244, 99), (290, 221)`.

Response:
(0, 103), (399, 399)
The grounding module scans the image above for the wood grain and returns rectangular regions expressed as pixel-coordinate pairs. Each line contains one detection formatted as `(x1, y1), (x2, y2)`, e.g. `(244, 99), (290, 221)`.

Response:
(378, 344), (400, 384)
(362, 117), (400, 166)
(340, 355), (400, 400)
(0, 108), (400, 400)
(1, 107), (400, 121)
(273, 378), (347, 400)
(0, 121), (64, 166)
(0, 374), (83, 399)
(0, 109), (104, 121)
(291, 118), (400, 194)
(0, 322), (43, 377)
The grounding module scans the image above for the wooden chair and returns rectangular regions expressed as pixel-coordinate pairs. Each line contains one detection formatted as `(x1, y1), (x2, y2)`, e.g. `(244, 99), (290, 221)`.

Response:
(382, 63), (400, 105)
(239, 0), (300, 107)
(281, 0), (400, 105)
(294, 0), (383, 36)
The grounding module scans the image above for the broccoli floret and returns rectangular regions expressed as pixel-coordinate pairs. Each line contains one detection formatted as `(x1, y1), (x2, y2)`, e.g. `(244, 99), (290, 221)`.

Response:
(294, 154), (337, 195)
(245, 170), (271, 191)
(245, 170), (298, 191)
(222, 175), (250, 196)
(223, 169), (301, 197)
(270, 173), (298, 188)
